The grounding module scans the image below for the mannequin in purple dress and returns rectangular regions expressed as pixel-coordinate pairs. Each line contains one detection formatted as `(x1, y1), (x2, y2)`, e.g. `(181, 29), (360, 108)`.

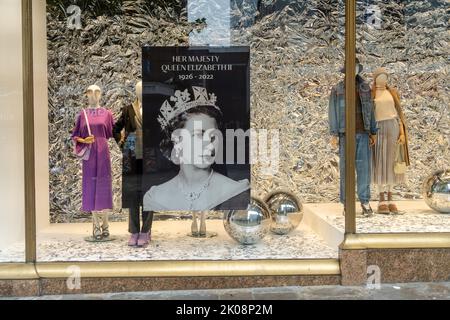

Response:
(72, 85), (115, 240)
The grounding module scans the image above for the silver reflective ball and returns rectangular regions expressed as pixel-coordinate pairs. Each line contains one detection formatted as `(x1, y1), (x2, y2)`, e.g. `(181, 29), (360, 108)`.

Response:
(223, 197), (271, 245)
(422, 169), (450, 213)
(265, 191), (303, 235)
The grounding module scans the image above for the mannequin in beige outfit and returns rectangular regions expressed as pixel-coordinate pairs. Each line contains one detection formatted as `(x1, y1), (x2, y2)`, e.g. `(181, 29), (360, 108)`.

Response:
(371, 68), (409, 215)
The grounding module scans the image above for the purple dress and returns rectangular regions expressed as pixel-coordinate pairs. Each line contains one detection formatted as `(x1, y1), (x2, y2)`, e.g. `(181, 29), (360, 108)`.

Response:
(72, 108), (114, 212)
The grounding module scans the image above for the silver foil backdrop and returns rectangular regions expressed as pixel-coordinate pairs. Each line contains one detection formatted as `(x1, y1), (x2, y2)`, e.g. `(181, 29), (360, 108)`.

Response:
(47, 0), (449, 222)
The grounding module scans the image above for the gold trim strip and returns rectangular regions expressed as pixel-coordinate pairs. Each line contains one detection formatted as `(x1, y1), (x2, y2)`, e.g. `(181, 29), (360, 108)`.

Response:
(22, 0), (37, 262)
(0, 264), (39, 280)
(344, 0), (357, 234)
(34, 259), (340, 278)
(341, 233), (450, 250)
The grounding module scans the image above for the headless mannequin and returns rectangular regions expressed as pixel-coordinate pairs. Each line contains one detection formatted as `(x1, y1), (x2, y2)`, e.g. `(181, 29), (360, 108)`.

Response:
(374, 73), (405, 213)
(329, 62), (377, 217)
(79, 85), (110, 240)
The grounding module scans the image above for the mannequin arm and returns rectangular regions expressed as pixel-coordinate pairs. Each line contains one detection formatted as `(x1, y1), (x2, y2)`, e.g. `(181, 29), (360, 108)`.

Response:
(113, 107), (127, 146)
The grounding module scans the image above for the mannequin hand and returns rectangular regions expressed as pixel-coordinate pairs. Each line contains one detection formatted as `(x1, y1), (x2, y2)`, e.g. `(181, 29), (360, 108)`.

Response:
(369, 135), (377, 147)
(398, 134), (405, 145)
(84, 136), (95, 144)
(330, 136), (339, 149)
(77, 135), (95, 144)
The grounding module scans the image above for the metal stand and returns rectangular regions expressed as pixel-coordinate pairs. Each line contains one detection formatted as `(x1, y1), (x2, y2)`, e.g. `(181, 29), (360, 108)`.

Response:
(187, 232), (218, 238)
(84, 236), (118, 243)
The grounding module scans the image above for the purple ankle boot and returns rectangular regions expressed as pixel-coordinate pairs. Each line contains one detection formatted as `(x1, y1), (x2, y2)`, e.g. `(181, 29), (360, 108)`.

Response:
(128, 233), (139, 247)
(137, 232), (150, 247)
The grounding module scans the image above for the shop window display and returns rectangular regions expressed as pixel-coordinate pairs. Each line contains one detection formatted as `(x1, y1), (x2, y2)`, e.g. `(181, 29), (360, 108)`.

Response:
(348, 0), (450, 233)
(310, 0), (449, 234)
(29, 0), (347, 262)
(0, 0), (448, 264)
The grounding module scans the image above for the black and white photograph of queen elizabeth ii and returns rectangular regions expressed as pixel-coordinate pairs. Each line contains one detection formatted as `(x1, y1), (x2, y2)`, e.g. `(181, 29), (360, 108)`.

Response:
(143, 86), (250, 211)
(141, 46), (250, 211)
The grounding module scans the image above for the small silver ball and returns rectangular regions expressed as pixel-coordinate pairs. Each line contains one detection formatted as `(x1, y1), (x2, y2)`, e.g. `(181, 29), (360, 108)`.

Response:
(422, 169), (450, 213)
(223, 197), (271, 245)
(265, 191), (303, 235)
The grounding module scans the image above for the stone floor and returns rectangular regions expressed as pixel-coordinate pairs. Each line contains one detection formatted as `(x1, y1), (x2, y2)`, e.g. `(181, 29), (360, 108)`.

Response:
(2, 282), (449, 300)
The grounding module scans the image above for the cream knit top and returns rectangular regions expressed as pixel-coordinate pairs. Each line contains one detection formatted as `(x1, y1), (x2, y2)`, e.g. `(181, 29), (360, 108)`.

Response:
(374, 87), (398, 122)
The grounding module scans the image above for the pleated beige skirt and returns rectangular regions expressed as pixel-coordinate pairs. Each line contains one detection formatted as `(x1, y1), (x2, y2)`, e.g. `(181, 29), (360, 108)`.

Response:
(372, 118), (406, 186)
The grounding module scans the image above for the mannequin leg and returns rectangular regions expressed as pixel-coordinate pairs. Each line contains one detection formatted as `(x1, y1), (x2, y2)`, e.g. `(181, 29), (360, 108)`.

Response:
(356, 134), (373, 217)
(199, 211), (207, 236)
(141, 210), (154, 234)
(92, 212), (102, 240)
(377, 185), (389, 214)
(191, 212), (199, 236)
(128, 206), (141, 234)
(100, 211), (110, 238)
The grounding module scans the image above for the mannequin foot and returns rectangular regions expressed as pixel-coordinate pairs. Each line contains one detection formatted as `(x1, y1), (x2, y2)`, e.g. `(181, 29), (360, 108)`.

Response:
(100, 212), (109, 238)
(361, 203), (374, 217)
(128, 233), (139, 247)
(93, 225), (102, 241)
(101, 225), (110, 238)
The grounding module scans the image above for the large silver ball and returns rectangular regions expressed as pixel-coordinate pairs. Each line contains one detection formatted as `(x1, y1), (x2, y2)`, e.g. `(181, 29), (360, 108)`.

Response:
(223, 197), (271, 245)
(265, 191), (303, 235)
(422, 169), (450, 213)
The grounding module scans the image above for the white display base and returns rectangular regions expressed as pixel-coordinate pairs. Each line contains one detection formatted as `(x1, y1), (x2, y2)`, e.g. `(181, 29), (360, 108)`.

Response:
(30, 220), (337, 262)
(304, 200), (450, 234)
(1, 200), (448, 263)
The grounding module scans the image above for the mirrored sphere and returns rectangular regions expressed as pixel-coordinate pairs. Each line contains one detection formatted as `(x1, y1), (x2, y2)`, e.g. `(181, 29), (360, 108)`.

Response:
(422, 169), (450, 213)
(223, 197), (271, 245)
(265, 191), (303, 235)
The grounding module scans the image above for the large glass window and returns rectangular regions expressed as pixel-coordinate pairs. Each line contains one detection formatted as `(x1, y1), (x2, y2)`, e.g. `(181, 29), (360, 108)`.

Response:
(351, 0), (450, 233)
(28, 0), (346, 262)
(6, 1), (447, 265)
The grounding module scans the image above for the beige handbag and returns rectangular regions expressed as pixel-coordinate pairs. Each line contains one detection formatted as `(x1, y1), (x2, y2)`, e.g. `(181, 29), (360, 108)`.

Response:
(394, 143), (407, 175)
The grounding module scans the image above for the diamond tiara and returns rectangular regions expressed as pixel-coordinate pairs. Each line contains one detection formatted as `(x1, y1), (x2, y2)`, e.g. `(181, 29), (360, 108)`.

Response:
(157, 86), (221, 130)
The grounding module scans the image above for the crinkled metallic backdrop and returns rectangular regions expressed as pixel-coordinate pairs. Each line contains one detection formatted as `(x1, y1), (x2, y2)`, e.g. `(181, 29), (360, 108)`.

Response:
(47, 0), (449, 223)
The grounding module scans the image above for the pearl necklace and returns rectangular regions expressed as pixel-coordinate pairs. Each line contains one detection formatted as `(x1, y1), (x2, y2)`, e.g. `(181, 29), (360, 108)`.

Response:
(177, 170), (214, 210)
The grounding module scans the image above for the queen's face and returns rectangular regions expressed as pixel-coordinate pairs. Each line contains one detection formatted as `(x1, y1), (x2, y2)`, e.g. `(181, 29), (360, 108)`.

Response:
(172, 113), (219, 169)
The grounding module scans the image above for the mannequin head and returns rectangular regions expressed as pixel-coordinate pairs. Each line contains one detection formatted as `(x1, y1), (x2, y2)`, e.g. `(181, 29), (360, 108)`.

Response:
(136, 81), (143, 104)
(373, 67), (389, 88)
(375, 73), (388, 88)
(86, 85), (102, 107)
